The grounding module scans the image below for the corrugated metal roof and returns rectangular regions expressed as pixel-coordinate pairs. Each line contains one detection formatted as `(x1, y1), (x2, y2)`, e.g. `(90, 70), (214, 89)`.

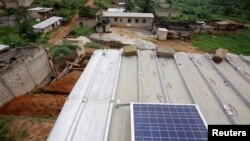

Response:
(28, 7), (53, 12)
(107, 8), (125, 13)
(103, 12), (154, 18)
(32, 16), (62, 29)
(48, 49), (250, 141)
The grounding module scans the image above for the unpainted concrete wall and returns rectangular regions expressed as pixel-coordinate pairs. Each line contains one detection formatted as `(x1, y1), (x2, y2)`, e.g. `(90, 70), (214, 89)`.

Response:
(0, 15), (17, 27)
(107, 17), (153, 28)
(0, 47), (52, 107)
(76, 18), (96, 28)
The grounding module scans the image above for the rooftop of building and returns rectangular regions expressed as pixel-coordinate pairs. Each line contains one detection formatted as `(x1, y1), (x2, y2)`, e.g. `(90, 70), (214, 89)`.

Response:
(32, 16), (63, 29)
(103, 12), (154, 18)
(48, 49), (250, 141)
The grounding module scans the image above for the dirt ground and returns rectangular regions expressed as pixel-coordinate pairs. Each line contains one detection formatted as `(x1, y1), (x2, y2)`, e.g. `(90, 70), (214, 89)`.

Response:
(111, 27), (205, 53)
(86, 0), (94, 7)
(39, 71), (82, 94)
(0, 115), (55, 141)
(48, 12), (79, 45)
(0, 94), (67, 117)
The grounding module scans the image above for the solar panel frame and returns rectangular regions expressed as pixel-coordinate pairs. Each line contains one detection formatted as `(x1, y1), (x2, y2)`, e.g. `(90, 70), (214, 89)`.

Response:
(130, 103), (208, 141)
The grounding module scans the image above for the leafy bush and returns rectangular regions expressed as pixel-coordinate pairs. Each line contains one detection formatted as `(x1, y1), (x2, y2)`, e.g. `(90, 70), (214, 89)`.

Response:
(125, 0), (135, 12)
(79, 5), (96, 19)
(94, 0), (109, 9)
(51, 44), (79, 62)
(70, 26), (94, 36)
(36, 33), (49, 44)
(59, 8), (71, 20)
(0, 34), (26, 48)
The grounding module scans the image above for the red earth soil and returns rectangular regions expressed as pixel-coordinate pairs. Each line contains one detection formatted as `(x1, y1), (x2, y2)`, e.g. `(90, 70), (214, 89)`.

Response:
(0, 94), (67, 117)
(40, 70), (82, 94)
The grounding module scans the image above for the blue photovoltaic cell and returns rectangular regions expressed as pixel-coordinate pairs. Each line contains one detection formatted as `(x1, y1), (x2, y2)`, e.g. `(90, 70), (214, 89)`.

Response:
(132, 104), (207, 141)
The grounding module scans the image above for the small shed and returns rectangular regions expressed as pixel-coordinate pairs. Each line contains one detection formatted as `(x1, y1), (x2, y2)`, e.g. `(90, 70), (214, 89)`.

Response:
(156, 28), (168, 40)
(103, 12), (154, 28)
(213, 21), (237, 30)
(32, 16), (64, 33)
(28, 7), (53, 20)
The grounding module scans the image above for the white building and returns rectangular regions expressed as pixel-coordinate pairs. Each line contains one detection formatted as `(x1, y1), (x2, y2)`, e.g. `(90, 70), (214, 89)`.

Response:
(32, 16), (63, 33)
(27, 7), (53, 20)
(103, 12), (154, 28)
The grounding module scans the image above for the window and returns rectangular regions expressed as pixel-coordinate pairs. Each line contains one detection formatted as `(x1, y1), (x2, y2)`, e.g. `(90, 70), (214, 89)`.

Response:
(128, 19), (131, 23)
(120, 19), (122, 22)
(135, 19), (139, 23)
(143, 19), (146, 23)
(114, 18), (117, 22)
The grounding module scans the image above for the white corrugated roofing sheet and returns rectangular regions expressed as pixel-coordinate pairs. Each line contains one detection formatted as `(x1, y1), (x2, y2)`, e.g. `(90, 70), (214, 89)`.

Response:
(0, 45), (10, 52)
(48, 49), (250, 141)
(107, 8), (125, 13)
(32, 16), (62, 29)
(103, 12), (154, 18)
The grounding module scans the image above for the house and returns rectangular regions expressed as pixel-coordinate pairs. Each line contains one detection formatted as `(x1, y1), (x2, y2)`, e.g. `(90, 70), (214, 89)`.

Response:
(0, 0), (33, 8)
(32, 16), (64, 33)
(102, 12), (154, 28)
(47, 49), (250, 141)
(27, 7), (53, 20)
(189, 21), (213, 34)
(208, 21), (247, 34)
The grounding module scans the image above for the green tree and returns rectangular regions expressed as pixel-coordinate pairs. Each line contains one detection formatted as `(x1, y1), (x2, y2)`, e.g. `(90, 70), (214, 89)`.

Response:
(125, 0), (135, 12)
(136, 0), (156, 13)
(79, 5), (95, 18)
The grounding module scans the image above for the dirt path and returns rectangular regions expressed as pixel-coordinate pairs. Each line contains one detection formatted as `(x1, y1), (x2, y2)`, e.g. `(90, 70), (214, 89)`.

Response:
(86, 0), (94, 7)
(48, 12), (79, 45)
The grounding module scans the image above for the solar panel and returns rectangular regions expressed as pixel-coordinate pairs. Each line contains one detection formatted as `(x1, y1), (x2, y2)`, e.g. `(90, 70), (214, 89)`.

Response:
(131, 103), (208, 141)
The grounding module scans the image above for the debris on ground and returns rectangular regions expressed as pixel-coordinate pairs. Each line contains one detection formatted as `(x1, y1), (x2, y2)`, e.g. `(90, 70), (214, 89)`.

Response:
(212, 48), (228, 63)
(0, 94), (67, 117)
(123, 45), (137, 56)
(156, 46), (175, 58)
(132, 38), (156, 50)
(64, 36), (92, 56)
(38, 71), (82, 95)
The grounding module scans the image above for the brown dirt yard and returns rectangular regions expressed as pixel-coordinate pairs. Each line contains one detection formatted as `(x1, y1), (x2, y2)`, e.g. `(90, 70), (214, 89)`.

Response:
(0, 94), (67, 117)
(0, 115), (55, 141)
(111, 27), (205, 53)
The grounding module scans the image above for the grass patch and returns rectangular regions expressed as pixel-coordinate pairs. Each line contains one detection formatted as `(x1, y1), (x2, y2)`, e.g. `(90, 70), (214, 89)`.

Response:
(70, 25), (94, 36)
(51, 43), (79, 62)
(192, 29), (250, 55)
(85, 42), (108, 49)
(20, 129), (29, 138)
(0, 116), (14, 141)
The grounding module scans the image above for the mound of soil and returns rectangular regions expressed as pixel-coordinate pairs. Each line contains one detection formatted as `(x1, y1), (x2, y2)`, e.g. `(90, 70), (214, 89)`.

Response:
(40, 70), (82, 94)
(0, 94), (67, 117)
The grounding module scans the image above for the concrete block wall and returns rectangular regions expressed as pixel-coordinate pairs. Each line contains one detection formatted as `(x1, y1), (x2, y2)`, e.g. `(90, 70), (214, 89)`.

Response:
(0, 47), (52, 107)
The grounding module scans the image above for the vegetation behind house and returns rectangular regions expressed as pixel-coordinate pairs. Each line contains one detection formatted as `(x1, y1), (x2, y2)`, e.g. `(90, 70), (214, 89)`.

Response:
(192, 28), (250, 55)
